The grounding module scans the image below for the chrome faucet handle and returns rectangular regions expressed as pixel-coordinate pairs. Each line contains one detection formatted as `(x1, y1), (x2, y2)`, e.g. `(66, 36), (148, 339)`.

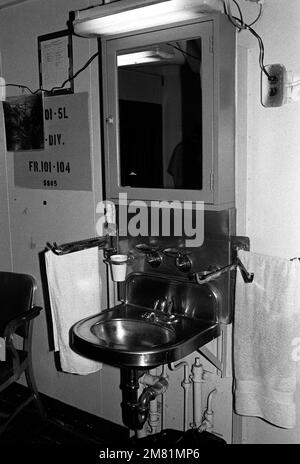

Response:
(153, 297), (170, 313)
(160, 297), (168, 313)
(153, 299), (160, 311)
(152, 298), (178, 324)
(135, 243), (162, 268)
(136, 243), (159, 254)
(167, 298), (175, 315)
(162, 247), (192, 273)
(161, 247), (181, 258)
(141, 311), (158, 323)
(153, 297), (167, 312)
(161, 297), (175, 314)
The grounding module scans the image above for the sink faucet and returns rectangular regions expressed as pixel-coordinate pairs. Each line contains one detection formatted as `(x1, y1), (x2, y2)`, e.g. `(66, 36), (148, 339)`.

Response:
(160, 297), (168, 313)
(143, 299), (178, 325)
(153, 297), (175, 317)
(154, 297), (167, 312)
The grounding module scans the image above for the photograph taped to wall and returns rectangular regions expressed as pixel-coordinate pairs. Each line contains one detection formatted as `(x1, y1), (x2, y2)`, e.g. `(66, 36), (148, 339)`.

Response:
(38, 30), (73, 95)
(2, 94), (44, 151)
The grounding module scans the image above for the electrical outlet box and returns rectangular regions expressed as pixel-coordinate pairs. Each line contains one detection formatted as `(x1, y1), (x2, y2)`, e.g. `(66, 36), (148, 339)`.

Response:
(261, 64), (287, 108)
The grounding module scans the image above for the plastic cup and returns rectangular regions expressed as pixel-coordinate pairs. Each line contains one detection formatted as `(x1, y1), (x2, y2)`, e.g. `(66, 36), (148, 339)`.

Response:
(110, 254), (128, 282)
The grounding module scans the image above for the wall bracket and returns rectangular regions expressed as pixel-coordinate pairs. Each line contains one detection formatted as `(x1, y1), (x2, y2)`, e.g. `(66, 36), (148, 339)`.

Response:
(198, 324), (230, 377)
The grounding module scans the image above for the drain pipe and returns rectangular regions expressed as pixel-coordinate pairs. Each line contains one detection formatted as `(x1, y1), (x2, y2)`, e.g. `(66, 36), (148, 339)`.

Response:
(139, 371), (161, 435)
(120, 369), (143, 431)
(168, 361), (191, 431)
(149, 396), (159, 434)
(138, 376), (168, 427)
(136, 381), (148, 439)
(121, 368), (168, 431)
(191, 357), (205, 428)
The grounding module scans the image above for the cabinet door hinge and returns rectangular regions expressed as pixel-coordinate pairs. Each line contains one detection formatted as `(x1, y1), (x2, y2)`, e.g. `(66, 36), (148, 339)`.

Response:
(209, 36), (214, 54)
(210, 172), (214, 190)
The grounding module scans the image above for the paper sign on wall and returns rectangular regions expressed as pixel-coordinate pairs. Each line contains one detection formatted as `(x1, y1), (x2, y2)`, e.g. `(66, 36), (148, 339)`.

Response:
(14, 92), (92, 191)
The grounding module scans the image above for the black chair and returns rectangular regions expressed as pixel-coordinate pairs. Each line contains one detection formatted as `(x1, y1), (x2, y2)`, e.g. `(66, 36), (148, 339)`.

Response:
(0, 271), (46, 435)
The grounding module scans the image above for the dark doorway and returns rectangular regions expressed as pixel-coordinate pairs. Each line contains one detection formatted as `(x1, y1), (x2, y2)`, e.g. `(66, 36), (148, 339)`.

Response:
(119, 99), (163, 188)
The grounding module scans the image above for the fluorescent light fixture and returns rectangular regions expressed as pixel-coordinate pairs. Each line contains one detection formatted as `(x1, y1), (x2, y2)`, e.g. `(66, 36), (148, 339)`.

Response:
(73, 0), (223, 37)
(117, 48), (175, 67)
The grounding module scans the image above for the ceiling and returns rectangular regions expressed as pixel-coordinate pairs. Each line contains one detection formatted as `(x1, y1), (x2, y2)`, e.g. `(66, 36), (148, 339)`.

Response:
(0, 0), (31, 8)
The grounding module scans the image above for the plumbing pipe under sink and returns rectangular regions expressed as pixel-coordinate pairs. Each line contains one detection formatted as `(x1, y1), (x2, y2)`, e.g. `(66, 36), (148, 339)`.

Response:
(191, 357), (205, 428)
(139, 370), (162, 435)
(149, 396), (160, 434)
(138, 376), (168, 427)
(199, 388), (218, 433)
(121, 368), (168, 431)
(71, 272), (223, 431)
(169, 361), (191, 432)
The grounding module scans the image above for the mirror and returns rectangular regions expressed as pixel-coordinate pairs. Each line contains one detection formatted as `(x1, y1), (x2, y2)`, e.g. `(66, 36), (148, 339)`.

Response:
(102, 15), (236, 207)
(117, 39), (203, 190)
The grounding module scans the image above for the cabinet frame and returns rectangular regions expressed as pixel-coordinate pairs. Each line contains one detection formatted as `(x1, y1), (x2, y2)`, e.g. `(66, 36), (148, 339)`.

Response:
(100, 13), (236, 210)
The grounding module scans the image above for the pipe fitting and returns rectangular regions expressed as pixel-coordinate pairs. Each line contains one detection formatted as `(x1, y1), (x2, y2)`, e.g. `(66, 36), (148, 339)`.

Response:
(207, 387), (217, 414)
(199, 388), (217, 433)
(121, 369), (168, 431)
(191, 357), (205, 428)
(120, 369), (144, 430)
(191, 357), (204, 382)
(139, 373), (161, 386)
(137, 377), (168, 426)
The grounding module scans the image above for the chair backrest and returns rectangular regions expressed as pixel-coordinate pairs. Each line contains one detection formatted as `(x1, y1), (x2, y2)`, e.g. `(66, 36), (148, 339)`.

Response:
(0, 271), (36, 338)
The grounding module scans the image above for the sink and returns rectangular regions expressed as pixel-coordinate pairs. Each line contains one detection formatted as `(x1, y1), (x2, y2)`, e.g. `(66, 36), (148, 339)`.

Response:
(91, 318), (176, 350)
(71, 272), (221, 368)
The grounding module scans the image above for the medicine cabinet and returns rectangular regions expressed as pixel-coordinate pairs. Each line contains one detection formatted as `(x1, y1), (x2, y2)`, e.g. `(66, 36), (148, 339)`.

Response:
(100, 13), (236, 209)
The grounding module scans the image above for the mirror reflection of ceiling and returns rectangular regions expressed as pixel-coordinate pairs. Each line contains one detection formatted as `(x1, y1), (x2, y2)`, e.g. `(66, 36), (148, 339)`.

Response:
(118, 40), (201, 74)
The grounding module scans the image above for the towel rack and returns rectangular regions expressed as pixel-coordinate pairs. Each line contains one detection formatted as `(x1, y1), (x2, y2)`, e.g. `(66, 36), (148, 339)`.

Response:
(46, 235), (116, 256)
(192, 257), (254, 285)
(190, 236), (254, 285)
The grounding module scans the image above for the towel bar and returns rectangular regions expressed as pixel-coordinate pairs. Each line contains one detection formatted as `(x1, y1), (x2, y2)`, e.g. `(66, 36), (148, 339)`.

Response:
(46, 235), (115, 255)
(191, 257), (254, 285)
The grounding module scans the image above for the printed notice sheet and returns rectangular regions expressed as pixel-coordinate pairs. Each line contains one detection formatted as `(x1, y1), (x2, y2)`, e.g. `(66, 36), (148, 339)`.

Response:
(14, 92), (92, 191)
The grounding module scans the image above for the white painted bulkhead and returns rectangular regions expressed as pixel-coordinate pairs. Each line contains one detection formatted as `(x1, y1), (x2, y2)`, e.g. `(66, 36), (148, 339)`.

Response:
(0, 0), (300, 444)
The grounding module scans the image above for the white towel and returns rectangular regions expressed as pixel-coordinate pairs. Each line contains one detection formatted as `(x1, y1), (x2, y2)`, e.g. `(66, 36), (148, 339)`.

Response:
(234, 250), (300, 428)
(45, 247), (102, 375)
